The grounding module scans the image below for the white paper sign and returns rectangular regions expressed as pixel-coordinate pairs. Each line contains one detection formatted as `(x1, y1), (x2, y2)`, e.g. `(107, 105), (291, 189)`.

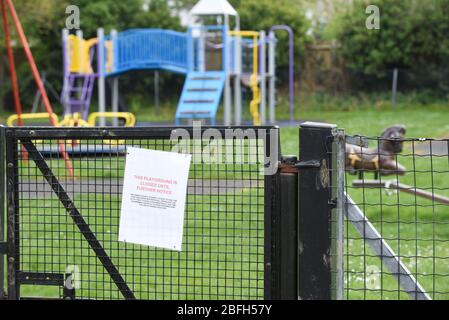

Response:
(118, 147), (192, 251)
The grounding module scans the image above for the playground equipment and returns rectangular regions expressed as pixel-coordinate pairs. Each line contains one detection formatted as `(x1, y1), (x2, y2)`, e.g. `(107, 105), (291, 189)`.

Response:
(229, 30), (261, 125)
(352, 180), (449, 205)
(61, 30), (99, 120)
(7, 111), (135, 128)
(0, 0), (73, 176)
(346, 125), (407, 178)
(61, 0), (295, 126)
(269, 25), (295, 125)
(7, 112), (59, 127)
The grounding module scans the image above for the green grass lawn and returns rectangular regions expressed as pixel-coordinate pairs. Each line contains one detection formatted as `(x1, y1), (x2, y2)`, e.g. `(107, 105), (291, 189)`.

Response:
(279, 104), (449, 156)
(19, 190), (265, 300)
(344, 154), (449, 300)
(16, 139), (266, 300)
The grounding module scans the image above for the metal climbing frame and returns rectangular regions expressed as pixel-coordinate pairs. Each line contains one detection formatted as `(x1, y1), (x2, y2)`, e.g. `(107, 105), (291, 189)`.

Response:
(61, 24), (289, 126)
(176, 26), (228, 125)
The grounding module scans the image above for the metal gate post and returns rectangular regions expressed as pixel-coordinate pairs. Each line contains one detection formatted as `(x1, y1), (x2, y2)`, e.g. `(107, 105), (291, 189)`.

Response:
(5, 129), (19, 300)
(331, 128), (345, 300)
(271, 156), (299, 299)
(0, 126), (6, 299)
(298, 122), (336, 300)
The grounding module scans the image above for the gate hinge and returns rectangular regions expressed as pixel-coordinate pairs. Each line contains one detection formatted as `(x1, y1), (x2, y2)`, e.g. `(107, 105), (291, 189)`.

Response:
(0, 242), (7, 255)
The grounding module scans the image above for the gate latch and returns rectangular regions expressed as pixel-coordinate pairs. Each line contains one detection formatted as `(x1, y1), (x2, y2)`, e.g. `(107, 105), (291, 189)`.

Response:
(279, 156), (321, 174)
(295, 160), (321, 169)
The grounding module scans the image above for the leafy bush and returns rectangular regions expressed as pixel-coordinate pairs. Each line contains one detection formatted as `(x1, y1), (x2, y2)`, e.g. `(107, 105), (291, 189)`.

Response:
(231, 0), (310, 72)
(0, 0), (181, 112)
(332, 0), (449, 76)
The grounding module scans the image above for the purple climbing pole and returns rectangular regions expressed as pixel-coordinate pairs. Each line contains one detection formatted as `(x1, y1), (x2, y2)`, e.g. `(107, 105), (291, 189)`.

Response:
(269, 25), (295, 124)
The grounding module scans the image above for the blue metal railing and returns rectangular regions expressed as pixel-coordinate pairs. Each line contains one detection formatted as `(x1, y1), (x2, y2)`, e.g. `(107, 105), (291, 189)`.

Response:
(103, 26), (243, 77)
(107, 29), (189, 76)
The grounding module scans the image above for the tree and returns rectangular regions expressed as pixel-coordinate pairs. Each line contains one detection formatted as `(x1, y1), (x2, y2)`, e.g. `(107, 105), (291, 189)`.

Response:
(0, 0), (68, 112)
(230, 0), (309, 72)
(0, 0), (181, 112)
(332, 0), (449, 76)
(69, 0), (181, 37)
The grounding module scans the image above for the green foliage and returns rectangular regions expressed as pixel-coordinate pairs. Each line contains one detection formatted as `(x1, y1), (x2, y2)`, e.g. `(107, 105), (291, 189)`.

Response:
(230, 0), (310, 71)
(0, 0), (67, 111)
(70, 0), (181, 37)
(0, 0), (181, 112)
(332, 0), (449, 76)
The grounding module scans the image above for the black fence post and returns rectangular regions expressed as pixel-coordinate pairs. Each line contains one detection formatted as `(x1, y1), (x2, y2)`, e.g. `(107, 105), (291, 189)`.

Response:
(5, 129), (19, 300)
(270, 156), (299, 300)
(0, 126), (5, 299)
(298, 122), (336, 300)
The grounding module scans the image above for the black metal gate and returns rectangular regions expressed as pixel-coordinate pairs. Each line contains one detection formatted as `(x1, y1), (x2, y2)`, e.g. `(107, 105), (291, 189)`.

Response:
(0, 124), (340, 300)
(1, 126), (279, 300)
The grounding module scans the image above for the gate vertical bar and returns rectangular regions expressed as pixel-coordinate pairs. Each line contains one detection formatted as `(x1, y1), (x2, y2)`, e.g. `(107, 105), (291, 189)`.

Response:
(331, 129), (345, 300)
(265, 128), (299, 300)
(6, 129), (19, 300)
(298, 122), (336, 300)
(264, 166), (276, 300)
(263, 128), (276, 299)
(275, 156), (299, 299)
(0, 126), (6, 299)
